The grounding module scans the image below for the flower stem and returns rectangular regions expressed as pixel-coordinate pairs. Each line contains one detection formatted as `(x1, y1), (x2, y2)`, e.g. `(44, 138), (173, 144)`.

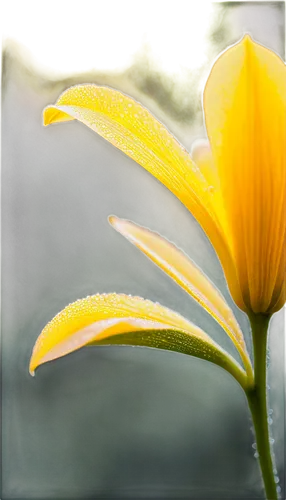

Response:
(246, 314), (277, 500)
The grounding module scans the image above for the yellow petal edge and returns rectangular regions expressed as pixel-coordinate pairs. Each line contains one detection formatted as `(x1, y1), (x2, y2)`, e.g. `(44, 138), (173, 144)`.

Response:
(29, 294), (247, 388)
(109, 216), (253, 381)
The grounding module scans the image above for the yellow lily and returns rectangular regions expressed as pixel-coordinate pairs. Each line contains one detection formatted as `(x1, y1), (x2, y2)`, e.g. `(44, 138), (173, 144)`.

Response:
(30, 36), (285, 499)
(30, 33), (286, 385)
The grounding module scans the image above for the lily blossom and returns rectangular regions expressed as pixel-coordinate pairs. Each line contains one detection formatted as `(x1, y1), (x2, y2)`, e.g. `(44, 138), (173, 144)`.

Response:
(30, 35), (285, 392)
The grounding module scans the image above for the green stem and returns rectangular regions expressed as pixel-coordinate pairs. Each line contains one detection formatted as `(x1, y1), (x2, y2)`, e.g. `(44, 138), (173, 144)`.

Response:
(246, 314), (278, 500)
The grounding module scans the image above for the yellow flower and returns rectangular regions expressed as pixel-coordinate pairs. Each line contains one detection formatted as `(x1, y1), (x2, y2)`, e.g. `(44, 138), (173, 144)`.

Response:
(30, 36), (285, 389)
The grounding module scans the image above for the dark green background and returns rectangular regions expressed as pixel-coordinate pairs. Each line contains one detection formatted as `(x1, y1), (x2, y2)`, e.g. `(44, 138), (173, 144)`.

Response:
(2, 2), (285, 498)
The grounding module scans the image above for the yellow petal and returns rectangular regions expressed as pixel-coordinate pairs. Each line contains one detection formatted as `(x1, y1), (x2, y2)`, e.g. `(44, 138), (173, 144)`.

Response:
(43, 85), (242, 309)
(204, 36), (286, 314)
(109, 215), (253, 380)
(29, 293), (247, 387)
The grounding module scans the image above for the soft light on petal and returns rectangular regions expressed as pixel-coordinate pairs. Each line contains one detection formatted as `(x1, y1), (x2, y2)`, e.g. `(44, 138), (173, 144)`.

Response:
(109, 215), (252, 379)
(204, 35), (286, 314)
(43, 85), (242, 309)
(191, 140), (219, 192)
(29, 294), (247, 387)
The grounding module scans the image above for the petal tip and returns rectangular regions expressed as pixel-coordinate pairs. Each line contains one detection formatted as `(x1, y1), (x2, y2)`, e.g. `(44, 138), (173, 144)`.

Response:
(108, 214), (123, 230)
(242, 33), (253, 42)
(29, 351), (38, 376)
(43, 107), (53, 126)
(29, 363), (36, 376)
(191, 139), (210, 160)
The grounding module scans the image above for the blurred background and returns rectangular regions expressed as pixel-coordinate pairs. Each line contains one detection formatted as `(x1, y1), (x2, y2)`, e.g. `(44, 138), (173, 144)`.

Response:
(2, 1), (285, 498)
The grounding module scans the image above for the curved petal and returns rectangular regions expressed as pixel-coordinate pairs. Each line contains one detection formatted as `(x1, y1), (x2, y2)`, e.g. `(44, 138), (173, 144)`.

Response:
(109, 216), (253, 380)
(43, 85), (242, 308)
(29, 294), (247, 388)
(204, 35), (286, 314)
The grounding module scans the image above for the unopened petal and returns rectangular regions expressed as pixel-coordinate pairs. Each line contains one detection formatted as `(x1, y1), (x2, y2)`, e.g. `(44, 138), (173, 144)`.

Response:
(204, 36), (286, 314)
(191, 140), (219, 192)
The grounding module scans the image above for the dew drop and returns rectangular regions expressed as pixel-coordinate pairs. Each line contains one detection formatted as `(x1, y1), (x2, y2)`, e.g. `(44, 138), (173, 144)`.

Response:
(266, 384), (270, 390)
(268, 417), (273, 425)
(273, 468), (278, 475)
(252, 443), (257, 450)
(274, 476), (280, 484)
(276, 485), (281, 493)
(269, 408), (273, 415)
(254, 452), (259, 459)
(269, 438), (275, 444)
